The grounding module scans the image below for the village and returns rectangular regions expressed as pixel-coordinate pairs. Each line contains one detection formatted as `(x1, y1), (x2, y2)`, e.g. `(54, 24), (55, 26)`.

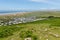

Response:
(0, 16), (46, 26)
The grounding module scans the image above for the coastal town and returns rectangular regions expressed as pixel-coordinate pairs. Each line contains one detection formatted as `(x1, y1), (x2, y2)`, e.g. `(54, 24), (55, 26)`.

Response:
(0, 16), (46, 26)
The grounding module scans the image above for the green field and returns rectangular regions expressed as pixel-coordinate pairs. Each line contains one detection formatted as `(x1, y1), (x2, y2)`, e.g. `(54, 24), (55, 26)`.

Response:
(0, 17), (60, 40)
(0, 11), (60, 40)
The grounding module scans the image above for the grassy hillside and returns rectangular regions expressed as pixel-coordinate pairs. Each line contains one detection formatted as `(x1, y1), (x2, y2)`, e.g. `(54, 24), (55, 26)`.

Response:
(0, 17), (60, 40)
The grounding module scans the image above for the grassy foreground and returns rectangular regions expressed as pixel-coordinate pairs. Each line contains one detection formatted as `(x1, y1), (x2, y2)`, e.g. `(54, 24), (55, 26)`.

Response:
(0, 17), (60, 40)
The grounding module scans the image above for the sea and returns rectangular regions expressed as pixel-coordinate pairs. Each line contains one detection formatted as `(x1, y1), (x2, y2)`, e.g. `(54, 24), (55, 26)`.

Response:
(0, 10), (30, 15)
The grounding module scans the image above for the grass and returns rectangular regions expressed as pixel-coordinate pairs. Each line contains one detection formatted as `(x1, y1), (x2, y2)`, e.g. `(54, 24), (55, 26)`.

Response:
(0, 11), (60, 40)
(0, 17), (60, 40)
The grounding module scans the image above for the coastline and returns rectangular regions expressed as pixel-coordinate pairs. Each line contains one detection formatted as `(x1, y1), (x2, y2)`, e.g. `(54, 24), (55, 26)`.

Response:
(0, 12), (28, 16)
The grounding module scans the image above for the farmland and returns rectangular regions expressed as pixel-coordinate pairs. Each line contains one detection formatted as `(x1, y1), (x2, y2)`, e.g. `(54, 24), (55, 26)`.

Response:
(0, 11), (60, 40)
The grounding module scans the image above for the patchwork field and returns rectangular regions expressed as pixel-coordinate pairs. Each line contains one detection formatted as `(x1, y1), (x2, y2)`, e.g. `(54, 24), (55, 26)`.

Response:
(0, 17), (60, 40)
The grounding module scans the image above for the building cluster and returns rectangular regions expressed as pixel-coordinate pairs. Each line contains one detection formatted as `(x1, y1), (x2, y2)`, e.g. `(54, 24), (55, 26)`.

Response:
(0, 16), (46, 26)
(0, 16), (37, 26)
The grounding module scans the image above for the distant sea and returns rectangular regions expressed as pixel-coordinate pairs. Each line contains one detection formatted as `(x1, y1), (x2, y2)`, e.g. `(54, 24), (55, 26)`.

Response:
(0, 10), (31, 15)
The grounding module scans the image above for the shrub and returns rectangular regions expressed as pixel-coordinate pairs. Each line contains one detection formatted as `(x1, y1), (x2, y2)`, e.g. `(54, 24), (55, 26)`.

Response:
(20, 30), (33, 38)
(20, 30), (38, 40)
(0, 29), (13, 38)
(48, 16), (54, 18)
(32, 35), (38, 40)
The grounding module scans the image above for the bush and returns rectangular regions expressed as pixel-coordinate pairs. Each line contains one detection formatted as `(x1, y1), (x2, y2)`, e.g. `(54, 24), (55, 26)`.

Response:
(0, 29), (13, 38)
(20, 30), (33, 38)
(32, 35), (38, 40)
(20, 30), (38, 40)
(48, 16), (54, 18)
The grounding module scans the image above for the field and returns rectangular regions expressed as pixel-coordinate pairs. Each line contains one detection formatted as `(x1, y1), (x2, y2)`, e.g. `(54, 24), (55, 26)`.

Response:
(0, 11), (60, 40)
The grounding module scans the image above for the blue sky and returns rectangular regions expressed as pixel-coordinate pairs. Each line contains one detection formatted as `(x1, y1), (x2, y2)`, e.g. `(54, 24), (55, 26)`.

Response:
(0, 0), (60, 10)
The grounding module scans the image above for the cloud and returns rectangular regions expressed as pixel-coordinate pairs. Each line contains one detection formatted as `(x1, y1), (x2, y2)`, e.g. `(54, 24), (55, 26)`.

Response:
(29, 0), (48, 3)
(29, 0), (60, 5)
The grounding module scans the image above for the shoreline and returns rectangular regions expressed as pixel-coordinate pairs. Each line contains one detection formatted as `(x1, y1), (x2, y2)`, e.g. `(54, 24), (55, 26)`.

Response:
(0, 12), (29, 16)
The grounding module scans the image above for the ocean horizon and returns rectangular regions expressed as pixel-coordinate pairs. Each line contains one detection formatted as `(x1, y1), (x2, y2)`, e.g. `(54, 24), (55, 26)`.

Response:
(0, 10), (31, 15)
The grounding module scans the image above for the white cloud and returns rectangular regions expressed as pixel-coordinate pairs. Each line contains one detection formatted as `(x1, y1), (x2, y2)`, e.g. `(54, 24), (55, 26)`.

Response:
(29, 0), (60, 5)
(30, 0), (48, 3)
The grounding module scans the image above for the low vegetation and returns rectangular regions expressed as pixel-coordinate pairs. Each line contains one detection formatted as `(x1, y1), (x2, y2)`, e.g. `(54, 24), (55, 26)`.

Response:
(0, 11), (60, 40)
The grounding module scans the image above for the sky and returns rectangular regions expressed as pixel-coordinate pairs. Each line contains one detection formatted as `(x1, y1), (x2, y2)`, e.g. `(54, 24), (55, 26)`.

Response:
(0, 0), (60, 10)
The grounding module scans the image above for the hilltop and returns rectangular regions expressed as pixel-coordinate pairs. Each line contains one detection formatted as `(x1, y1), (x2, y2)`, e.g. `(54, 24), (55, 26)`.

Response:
(0, 11), (60, 40)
